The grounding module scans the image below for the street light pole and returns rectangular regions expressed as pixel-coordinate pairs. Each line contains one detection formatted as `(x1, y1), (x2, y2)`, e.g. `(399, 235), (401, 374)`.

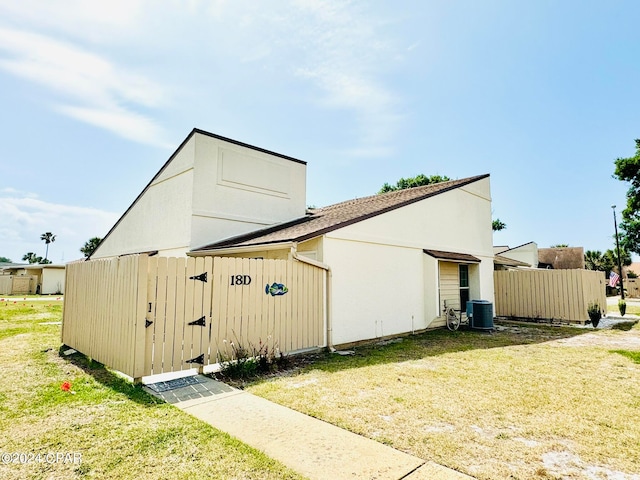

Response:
(612, 205), (625, 300)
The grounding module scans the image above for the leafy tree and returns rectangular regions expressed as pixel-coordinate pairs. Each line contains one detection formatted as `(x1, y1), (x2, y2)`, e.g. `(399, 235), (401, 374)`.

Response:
(492, 219), (506, 232)
(605, 247), (631, 271)
(614, 139), (640, 254)
(40, 232), (56, 262)
(601, 250), (617, 274)
(0, 256), (12, 263)
(378, 174), (451, 194)
(80, 237), (102, 258)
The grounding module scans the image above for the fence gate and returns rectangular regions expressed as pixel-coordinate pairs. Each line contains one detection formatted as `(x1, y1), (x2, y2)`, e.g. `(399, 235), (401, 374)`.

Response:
(143, 256), (325, 377)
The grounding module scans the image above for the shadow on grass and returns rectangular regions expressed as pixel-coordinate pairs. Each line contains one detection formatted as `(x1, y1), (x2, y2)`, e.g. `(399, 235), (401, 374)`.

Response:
(58, 345), (163, 407)
(252, 323), (593, 381)
(611, 321), (639, 331)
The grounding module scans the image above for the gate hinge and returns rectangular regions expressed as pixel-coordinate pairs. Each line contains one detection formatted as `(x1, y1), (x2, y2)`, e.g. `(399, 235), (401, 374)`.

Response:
(188, 316), (206, 327)
(189, 272), (207, 282)
(186, 353), (205, 365)
(145, 319), (153, 328)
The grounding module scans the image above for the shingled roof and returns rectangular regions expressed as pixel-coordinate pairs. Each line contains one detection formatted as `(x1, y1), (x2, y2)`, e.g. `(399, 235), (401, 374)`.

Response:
(192, 174), (489, 252)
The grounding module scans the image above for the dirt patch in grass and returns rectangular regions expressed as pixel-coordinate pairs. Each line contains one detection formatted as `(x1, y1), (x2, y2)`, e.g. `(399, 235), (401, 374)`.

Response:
(247, 323), (640, 479)
(552, 327), (640, 349)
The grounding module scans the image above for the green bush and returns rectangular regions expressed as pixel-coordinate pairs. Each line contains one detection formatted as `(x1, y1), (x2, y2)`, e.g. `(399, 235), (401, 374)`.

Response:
(588, 302), (602, 328)
(618, 299), (627, 316)
(217, 336), (288, 380)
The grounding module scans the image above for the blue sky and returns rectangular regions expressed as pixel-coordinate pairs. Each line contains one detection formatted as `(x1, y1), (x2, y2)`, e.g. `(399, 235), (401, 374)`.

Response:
(1, 0), (639, 264)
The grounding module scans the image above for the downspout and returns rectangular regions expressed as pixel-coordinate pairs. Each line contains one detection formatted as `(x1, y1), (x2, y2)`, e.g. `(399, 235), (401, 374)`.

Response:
(325, 267), (333, 352)
(290, 246), (334, 352)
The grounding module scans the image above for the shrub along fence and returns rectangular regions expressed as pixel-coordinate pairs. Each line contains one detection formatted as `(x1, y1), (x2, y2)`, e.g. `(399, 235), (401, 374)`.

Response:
(62, 254), (326, 381)
(494, 269), (606, 324)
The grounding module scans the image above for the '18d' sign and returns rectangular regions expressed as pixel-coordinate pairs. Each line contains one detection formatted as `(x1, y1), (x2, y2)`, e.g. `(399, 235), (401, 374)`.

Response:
(230, 275), (251, 286)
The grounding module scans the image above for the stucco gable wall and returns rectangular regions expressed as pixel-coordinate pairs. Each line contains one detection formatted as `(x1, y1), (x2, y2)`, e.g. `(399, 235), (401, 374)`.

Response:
(155, 135), (196, 183)
(92, 140), (195, 258)
(326, 177), (493, 257)
(501, 243), (538, 268)
(190, 133), (307, 249)
(92, 131), (308, 259)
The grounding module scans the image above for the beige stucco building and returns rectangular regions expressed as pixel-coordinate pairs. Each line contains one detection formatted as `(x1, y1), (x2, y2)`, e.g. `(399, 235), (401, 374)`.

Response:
(0, 264), (65, 294)
(494, 242), (538, 268)
(90, 129), (495, 347)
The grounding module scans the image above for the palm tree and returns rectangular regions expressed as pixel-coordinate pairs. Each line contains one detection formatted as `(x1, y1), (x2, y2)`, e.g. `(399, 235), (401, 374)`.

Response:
(40, 232), (56, 262)
(22, 252), (40, 264)
(584, 250), (604, 271)
(492, 219), (506, 231)
(80, 237), (102, 258)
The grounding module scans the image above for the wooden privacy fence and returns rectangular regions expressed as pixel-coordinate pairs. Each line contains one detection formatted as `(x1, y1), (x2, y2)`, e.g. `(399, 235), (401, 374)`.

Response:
(62, 254), (326, 380)
(494, 269), (606, 323)
(626, 278), (640, 298)
(0, 275), (37, 295)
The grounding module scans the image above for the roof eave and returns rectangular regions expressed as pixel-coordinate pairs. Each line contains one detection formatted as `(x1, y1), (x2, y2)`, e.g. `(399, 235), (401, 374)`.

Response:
(297, 174), (491, 242)
(189, 241), (295, 257)
(423, 249), (482, 263)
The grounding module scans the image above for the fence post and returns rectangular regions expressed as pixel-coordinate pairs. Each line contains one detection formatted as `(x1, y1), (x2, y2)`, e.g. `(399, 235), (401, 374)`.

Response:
(132, 254), (149, 382)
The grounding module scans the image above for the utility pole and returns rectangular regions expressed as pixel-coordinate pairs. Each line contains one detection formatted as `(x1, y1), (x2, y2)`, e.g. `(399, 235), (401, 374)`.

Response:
(612, 205), (625, 300)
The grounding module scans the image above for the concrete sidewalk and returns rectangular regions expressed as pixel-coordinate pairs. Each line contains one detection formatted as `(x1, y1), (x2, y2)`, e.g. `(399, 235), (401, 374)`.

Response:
(144, 375), (473, 480)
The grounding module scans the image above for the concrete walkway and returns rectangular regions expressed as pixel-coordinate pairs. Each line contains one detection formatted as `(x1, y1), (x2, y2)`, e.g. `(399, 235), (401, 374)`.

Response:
(144, 375), (473, 480)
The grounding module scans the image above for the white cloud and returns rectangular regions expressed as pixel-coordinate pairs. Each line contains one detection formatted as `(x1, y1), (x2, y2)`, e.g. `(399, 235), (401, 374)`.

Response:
(0, 26), (168, 147)
(0, 0), (404, 156)
(0, 193), (119, 263)
(286, 1), (403, 155)
(56, 105), (173, 149)
(0, 0), (145, 42)
(0, 187), (37, 197)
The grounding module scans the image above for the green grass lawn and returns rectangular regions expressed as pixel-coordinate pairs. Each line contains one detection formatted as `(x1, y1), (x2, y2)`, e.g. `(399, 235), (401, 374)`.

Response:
(0, 301), (304, 480)
(248, 324), (640, 480)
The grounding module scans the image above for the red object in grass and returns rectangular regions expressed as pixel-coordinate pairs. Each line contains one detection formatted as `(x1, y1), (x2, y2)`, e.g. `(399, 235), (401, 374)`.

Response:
(61, 381), (72, 392)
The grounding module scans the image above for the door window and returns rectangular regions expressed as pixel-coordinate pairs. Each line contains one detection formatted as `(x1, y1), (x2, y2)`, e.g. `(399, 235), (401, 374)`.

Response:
(459, 264), (469, 311)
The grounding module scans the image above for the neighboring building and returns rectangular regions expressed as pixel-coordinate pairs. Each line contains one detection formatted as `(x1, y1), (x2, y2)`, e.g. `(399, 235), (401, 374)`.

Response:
(624, 262), (640, 278)
(0, 264), (65, 294)
(91, 129), (307, 259)
(494, 242), (538, 268)
(538, 247), (585, 270)
(0, 262), (26, 268)
(191, 175), (495, 346)
(493, 254), (531, 270)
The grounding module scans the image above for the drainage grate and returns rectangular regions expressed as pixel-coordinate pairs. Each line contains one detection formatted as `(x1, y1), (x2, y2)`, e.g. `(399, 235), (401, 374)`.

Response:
(146, 376), (202, 393)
